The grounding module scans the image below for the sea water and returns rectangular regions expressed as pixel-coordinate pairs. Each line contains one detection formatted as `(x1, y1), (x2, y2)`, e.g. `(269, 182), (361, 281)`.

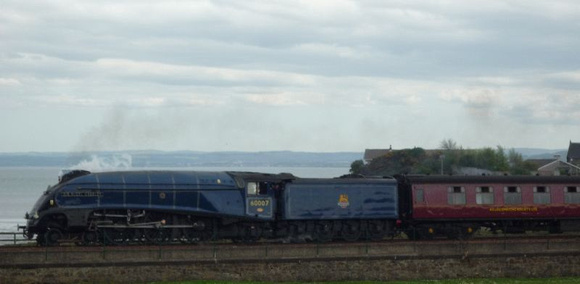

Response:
(0, 166), (349, 232)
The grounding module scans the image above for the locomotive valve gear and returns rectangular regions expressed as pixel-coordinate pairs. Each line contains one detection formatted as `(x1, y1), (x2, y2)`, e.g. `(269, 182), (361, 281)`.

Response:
(192, 221), (205, 231)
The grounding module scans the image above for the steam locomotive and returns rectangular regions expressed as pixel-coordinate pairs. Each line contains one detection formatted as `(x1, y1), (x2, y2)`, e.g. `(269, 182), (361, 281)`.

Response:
(21, 170), (580, 246)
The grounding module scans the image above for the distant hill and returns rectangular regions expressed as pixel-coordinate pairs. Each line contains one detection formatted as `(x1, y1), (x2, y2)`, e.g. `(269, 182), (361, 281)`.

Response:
(514, 148), (567, 160)
(0, 151), (363, 168)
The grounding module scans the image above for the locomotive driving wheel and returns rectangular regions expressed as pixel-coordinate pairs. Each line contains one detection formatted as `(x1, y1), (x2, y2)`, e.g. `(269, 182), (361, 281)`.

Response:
(44, 228), (63, 246)
(238, 223), (262, 243)
(180, 218), (211, 244)
(142, 212), (171, 244)
(36, 232), (47, 246)
(81, 231), (98, 245)
(44, 221), (65, 246)
(341, 221), (361, 242)
(314, 221), (334, 243)
(102, 228), (131, 245)
(366, 220), (387, 241)
(180, 228), (200, 244)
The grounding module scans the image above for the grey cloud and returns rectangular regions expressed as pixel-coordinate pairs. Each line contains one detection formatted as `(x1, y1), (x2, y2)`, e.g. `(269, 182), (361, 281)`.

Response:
(4, 0), (579, 80)
(2, 0), (580, 152)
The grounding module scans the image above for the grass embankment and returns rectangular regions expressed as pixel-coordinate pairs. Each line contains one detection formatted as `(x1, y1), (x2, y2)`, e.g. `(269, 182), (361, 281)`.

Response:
(151, 278), (580, 284)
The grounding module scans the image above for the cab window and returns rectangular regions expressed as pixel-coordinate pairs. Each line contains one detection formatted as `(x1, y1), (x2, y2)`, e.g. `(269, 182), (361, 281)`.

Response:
(246, 182), (269, 196)
(247, 182), (258, 195)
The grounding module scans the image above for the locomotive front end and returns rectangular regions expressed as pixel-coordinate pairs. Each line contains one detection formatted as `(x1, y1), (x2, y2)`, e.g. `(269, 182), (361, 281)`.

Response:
(21, 170), (90, 242)
(23, 184), (59, 240)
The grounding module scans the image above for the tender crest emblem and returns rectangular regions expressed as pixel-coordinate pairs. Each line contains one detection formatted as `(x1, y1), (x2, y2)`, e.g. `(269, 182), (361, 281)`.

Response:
(338, 194), (350, 209)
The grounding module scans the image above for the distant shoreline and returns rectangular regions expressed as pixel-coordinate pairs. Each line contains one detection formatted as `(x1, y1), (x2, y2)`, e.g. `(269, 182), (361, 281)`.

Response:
(0, 150), (363, 168)
(0, 148), (567, 168)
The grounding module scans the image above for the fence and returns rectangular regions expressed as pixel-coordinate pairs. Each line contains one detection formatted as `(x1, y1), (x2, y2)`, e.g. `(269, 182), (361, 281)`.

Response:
(0, 232), (34, 246)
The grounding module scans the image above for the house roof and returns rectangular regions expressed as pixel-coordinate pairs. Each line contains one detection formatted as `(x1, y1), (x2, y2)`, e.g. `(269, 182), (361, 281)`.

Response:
(538, 160), (580, 172)
(526, 159), (555, 168)
(568, 141), (580, 161)
(363, 149), (391, 161)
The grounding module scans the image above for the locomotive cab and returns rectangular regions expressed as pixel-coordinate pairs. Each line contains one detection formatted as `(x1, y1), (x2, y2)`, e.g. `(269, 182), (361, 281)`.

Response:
(245, 181), (275, 219)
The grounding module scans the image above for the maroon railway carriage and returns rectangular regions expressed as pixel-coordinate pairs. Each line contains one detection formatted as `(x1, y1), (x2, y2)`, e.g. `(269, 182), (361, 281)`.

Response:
(398, 175), (580, 239)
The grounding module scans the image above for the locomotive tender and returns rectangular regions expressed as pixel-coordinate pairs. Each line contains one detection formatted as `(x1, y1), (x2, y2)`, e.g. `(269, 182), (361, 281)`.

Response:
(22, 170), (580, 246)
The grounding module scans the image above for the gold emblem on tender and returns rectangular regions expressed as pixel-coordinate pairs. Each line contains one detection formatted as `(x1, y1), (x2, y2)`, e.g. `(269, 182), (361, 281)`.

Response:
(338, 194), (350, 208)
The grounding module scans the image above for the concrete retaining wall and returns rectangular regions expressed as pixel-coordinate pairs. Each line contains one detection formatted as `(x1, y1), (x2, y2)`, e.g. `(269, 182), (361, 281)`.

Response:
(2, 239), (580, 283)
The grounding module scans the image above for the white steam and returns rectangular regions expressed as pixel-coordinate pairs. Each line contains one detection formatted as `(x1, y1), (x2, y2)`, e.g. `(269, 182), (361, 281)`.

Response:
(67, 154), (133, 172)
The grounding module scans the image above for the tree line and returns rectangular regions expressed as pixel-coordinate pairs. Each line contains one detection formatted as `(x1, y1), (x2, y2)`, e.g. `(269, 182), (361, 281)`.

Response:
(350, 139), (538, 176)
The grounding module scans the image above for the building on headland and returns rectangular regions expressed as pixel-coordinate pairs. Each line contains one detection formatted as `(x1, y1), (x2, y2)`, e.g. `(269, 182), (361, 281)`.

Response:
(363, 147), (392, 164)
(567, 141), (580, 166)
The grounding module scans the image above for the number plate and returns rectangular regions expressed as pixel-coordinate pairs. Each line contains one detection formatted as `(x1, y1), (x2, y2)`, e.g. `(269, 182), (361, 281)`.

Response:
(246, 197), (273, 218)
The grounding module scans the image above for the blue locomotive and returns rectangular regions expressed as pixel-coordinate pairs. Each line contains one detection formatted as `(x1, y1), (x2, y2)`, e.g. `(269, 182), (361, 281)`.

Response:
(23, 170), (399, 245)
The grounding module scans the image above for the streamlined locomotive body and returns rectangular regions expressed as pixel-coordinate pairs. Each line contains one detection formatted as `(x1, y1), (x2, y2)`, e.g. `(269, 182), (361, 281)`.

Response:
(23, 170), (399, 245)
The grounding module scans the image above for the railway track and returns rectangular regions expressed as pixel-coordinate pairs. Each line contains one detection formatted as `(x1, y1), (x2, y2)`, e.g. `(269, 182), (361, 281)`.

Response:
(2, 232), (580, 252)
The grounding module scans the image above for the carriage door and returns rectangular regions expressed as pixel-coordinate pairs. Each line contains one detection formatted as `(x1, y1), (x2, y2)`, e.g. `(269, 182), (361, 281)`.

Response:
(246, 182), (274, 219)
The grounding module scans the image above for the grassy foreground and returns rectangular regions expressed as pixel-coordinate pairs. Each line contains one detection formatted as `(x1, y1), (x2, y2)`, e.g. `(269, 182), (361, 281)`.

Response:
(151, 279), (580, 284)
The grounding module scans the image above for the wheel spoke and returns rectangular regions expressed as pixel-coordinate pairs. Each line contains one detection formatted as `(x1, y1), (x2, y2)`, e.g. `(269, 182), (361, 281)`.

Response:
(341, 222), (361, 242)
(366, 221), (386, 241)
(103, 228), (129, 245)
(44, 229), (63, 246)
(82, 231), (98, 245)
(315, 222), (333, 243)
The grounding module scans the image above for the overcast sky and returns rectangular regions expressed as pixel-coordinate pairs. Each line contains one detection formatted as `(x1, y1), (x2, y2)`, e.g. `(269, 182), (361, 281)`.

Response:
(1, 1), (579, 153)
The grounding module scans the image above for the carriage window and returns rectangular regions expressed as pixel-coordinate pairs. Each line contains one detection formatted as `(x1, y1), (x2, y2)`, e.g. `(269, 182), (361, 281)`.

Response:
(448, 186), (465, 205)
(504, 186), (521, 205)
(534, 186), (550, 204)
(415, 189), (424, 203)
(565, 186), (580, 204)
(476, 186), (494, 204)
(535, 186), (547, 193)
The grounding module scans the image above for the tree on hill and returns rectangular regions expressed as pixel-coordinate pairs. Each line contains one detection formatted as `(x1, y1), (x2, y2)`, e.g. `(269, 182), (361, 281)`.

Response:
(350, 139), (538, 176)
(507, 148), (538, 174)
(360, 147), (436, 176)
(349, 159), (365, 175)
(440, 138), (459, 150)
